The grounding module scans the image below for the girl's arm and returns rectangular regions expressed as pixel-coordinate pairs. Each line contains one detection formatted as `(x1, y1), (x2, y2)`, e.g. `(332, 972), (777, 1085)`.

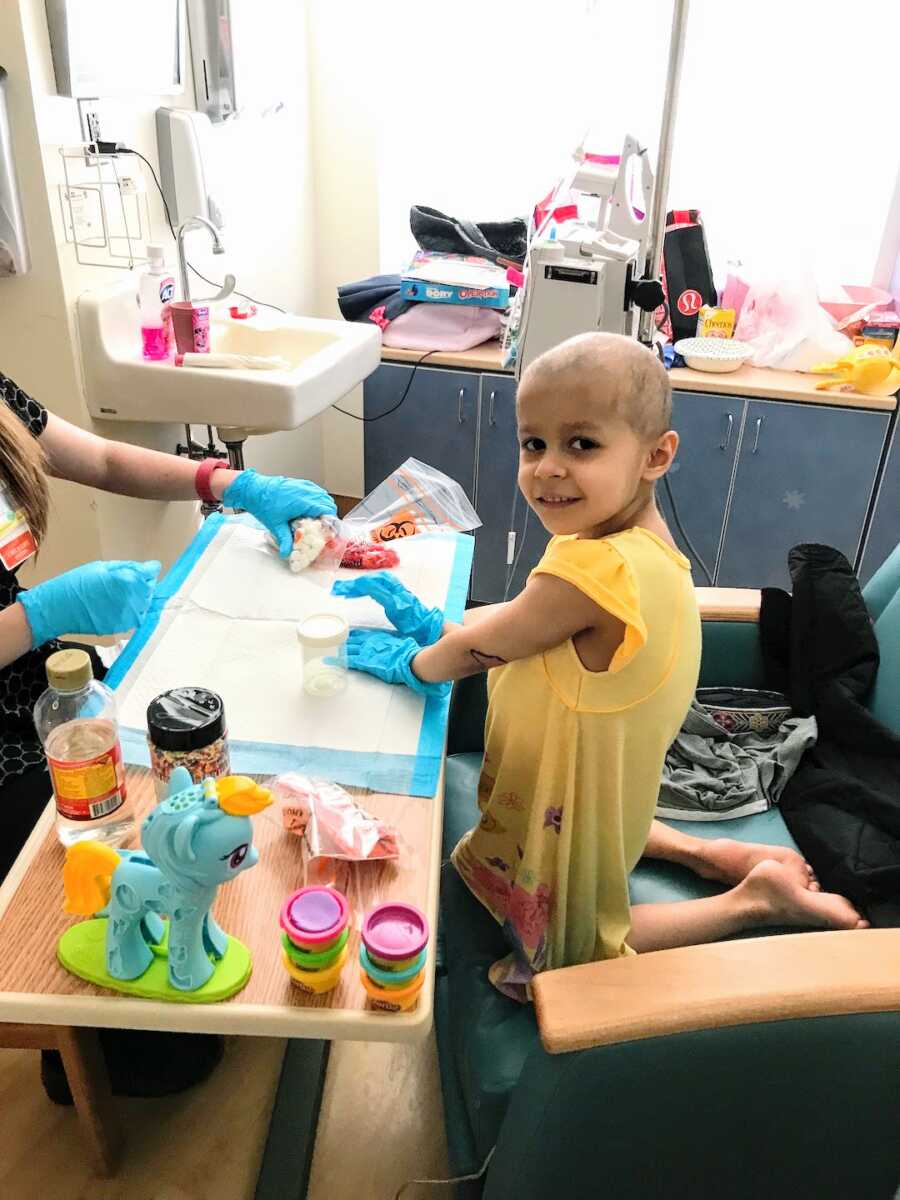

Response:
(0, 603), (38, 671)
(39, 413), (240, 502)
(412, 574), (624, 683)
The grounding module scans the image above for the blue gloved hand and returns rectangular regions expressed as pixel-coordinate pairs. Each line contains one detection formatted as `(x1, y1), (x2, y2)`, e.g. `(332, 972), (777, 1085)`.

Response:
(344, 629), (450, 698)
(222, 469), (338, 558)
(20, 560), (160, 648)
(331, 573), (445, 646)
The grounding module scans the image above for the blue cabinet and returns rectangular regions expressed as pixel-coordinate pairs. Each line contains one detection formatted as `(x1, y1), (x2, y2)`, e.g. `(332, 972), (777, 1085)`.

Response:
(364, 361), (892, 601)
(859, 422), (899, 585)
(717, 400), (890, 589)
(363, 364), (478, 498)
(470, 375), (550, 603)
(660, 390), (745, 584)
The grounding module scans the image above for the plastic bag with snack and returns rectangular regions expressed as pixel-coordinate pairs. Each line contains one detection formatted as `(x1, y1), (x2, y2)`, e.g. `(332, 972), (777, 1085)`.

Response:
(274, 773), (400, 863)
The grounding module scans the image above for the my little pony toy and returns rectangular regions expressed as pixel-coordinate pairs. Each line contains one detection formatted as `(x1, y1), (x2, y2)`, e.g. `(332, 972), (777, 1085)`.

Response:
(62, 768), (271, 993)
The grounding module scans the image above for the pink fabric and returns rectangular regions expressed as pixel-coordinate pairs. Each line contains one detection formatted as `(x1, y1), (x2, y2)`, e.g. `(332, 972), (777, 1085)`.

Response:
(381, 303), (502, 352)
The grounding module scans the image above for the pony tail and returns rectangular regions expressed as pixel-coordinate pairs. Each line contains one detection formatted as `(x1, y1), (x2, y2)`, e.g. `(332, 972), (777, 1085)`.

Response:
(0, 402), (48, 548)
(63, 841), (121, 915)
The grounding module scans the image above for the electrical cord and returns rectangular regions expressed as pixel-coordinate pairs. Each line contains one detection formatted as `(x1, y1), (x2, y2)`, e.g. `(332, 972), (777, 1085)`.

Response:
(503, 502), (532, 601)
(662, 471), (713, 585)
(332, 351), (440, 422)
(118, 146), (287, 314)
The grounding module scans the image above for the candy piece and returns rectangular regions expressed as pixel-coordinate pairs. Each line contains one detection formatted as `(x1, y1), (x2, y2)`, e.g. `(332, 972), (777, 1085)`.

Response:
(339, 540), (400, 571)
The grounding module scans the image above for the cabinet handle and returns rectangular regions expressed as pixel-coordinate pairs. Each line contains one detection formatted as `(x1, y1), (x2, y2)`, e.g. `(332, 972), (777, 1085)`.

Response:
(719, 413), (733, 451)
(458, 388), (465, 424)
(752, 416), (763, 454)
(488, 389), (496, 427)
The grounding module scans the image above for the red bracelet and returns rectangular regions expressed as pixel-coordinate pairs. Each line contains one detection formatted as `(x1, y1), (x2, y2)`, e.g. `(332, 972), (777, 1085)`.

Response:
(195, 458), (229, 505)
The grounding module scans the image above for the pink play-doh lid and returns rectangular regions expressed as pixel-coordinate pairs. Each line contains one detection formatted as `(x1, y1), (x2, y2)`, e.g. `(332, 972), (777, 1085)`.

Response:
(361, 902), (428, 962)
(280, 886), (349, 947)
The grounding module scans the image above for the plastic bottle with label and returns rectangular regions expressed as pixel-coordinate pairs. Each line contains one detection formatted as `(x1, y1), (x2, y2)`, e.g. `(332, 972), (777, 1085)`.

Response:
(137, 243), (175, 360)
(34, 649), (134, 848)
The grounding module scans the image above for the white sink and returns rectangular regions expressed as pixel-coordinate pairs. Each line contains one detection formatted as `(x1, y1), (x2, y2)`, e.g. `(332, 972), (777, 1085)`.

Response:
(77, 278), (380, 437)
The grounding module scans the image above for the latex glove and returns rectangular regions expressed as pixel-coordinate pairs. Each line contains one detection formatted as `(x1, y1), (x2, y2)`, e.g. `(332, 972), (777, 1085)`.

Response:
(20, 560), (160, 648)
(344, 629), (450, 698)
(331, 573), (444, 646)
(222, 470), (338, 558)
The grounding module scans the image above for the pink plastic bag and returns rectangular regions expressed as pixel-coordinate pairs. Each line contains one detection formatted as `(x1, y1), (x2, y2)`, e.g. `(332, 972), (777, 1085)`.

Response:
(381, 303), (502, 351)
(818, 285), (893, 332)
(275, 773), (400, 863)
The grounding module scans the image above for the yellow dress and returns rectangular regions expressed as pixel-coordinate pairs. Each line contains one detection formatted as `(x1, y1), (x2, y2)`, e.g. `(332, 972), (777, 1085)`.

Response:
(451, 527), (701, 987)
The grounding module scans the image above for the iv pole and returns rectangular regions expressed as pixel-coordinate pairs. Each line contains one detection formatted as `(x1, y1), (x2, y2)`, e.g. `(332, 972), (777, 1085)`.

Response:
(638, 0), (691, 346)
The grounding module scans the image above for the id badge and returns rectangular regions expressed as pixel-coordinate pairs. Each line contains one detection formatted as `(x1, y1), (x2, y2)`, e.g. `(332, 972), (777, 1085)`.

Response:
(0, 482), (37, 571)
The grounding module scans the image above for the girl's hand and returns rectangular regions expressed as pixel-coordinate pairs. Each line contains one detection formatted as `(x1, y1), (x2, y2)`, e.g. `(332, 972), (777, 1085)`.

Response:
(344, 629), (450, 697)
(331, 573), (445, 646)
(19, 560), (160, 647)
(222, 470), (337, 558)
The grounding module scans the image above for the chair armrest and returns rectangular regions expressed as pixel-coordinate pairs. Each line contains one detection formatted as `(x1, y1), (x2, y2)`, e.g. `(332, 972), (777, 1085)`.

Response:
(532, 929), (900, 1054)
(695, 587), (761, 622)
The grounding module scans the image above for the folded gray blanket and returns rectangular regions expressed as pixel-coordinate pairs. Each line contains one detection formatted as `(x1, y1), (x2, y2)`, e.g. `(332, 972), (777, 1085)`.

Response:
(657, 688), (817, 821)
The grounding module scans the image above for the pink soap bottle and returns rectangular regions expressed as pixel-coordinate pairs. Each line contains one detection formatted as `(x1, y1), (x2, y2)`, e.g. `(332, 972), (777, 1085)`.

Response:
(138, 244), (175, 360)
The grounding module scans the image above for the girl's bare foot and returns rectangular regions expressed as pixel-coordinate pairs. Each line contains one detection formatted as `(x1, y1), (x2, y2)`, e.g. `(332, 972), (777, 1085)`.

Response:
(692, 837), (819, 892)
(739, 860), (869, 931)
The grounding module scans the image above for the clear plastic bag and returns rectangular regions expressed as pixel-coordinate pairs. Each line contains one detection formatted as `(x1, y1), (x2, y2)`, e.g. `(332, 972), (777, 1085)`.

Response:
(274, 773), (399, 862)
(342, 457), (481, 543)
(285, 514), (348, 580)
(734, 272), (852, 371)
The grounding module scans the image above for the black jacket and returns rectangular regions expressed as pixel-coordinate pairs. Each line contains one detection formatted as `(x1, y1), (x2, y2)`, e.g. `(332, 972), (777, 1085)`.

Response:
(761, 545), (900, 925)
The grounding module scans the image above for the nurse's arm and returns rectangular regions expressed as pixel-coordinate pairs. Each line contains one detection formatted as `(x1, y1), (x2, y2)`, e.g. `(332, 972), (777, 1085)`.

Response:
(0, 603), (35, 670)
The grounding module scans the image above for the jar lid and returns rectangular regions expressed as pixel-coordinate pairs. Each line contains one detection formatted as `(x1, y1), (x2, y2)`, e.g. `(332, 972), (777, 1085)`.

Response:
(146, 687), (225, 752)
(296, 612), (349, 649)
(361, 902), (428, 961)
(280, 886), (349, 947)
(46, 648), (93, 692)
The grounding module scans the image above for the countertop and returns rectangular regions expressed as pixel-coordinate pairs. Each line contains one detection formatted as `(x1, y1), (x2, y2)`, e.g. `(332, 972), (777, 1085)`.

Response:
(380, 342), (897, 412)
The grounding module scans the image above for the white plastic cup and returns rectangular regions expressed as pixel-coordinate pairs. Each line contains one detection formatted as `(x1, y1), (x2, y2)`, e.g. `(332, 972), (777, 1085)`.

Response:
(296, 613), (349, 698)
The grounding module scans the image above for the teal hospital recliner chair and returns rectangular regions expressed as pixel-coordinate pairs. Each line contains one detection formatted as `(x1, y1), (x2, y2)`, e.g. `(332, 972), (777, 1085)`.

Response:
(435, 546), (900, 1200)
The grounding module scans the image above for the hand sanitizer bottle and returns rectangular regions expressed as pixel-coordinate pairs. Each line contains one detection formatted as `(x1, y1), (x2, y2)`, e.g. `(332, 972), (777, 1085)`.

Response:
(138, 243), (175, 360)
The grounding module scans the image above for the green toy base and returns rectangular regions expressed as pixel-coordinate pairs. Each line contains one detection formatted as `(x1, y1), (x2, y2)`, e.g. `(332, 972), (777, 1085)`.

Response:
(57, 918), (252, 1004)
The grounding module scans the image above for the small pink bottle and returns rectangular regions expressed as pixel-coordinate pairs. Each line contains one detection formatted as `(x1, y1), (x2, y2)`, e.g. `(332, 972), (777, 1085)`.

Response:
(138, 244), (175, 360)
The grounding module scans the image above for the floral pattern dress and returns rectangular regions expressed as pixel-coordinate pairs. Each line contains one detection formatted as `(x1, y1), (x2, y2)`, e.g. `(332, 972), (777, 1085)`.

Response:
(451, 528), (702, 999)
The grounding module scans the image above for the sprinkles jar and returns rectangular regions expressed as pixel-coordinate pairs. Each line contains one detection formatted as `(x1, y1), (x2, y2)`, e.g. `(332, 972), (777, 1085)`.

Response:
(147, 687), (230, 799)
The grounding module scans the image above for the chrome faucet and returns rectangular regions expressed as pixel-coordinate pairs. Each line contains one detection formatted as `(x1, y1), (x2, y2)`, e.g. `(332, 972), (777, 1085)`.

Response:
(175, 215), (236, 305)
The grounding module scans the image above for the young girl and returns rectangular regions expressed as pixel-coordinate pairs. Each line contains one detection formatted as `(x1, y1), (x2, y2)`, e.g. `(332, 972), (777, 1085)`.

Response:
(339, 333), (866, 995)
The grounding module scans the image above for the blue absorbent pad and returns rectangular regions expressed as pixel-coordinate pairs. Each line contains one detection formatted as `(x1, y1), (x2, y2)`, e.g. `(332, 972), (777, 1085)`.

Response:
(107, 516), (474, 798)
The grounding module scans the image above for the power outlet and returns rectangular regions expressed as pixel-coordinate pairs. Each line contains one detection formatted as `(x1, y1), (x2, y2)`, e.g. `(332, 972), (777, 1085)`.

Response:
(77, 97), (101, 145)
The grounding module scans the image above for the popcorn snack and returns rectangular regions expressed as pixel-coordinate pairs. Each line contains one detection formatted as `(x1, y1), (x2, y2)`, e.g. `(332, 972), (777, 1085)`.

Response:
(288, 517), (331, 573)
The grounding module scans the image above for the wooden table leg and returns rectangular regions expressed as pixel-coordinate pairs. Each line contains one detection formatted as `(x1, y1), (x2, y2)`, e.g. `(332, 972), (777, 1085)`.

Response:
(55, 1026), (123, 1177)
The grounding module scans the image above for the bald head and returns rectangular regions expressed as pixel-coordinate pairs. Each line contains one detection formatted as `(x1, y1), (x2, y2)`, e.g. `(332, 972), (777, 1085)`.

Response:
(519, 333), (672, 440)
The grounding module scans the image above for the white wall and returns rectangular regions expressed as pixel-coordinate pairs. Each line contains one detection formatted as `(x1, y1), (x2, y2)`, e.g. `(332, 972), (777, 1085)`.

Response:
(306, 1), (382, 500)
(4, 0), (325, 582)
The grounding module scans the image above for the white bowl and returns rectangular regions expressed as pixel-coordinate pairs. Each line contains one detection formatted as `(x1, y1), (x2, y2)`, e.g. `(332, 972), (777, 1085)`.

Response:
(674, 337), (754, 373)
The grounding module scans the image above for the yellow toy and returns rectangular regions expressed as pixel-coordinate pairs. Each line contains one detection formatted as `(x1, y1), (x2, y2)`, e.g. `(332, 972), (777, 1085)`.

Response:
(811, 343), (900, 397)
